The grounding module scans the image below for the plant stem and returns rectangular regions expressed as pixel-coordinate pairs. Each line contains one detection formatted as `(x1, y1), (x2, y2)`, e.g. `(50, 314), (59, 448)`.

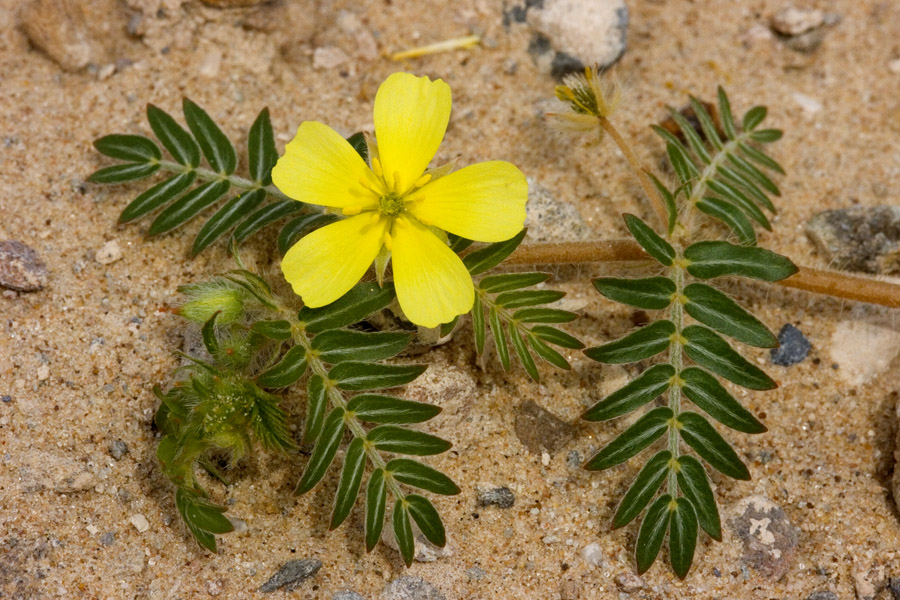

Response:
(666, 262), (685, 496)
(157, 159), (294, 203)
(505, 239), (900, 309)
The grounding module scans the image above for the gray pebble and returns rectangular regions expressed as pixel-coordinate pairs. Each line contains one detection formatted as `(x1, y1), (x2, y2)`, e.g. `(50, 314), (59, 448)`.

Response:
(0, 240), (49, 292)
(99, 532), (116, 546)
(566, 450), (582, 469)
(258, 558), (322, 593)
(805, 206), (900, 274)
(525, 180), (592, 243)
(465, 566), (485, 581)
(334, 592), (367, 600)
(515, 399), (576, 455)
(108, 440), (129, 461)
(380, 576), (445, 600)
(891, 577), (900, 600)
(1, 395), (11, 403)
(770, 324), (811, 366)
(476, 486), (515, 509)
(805, 592), (837, 600)
(728, 496), (799, 581)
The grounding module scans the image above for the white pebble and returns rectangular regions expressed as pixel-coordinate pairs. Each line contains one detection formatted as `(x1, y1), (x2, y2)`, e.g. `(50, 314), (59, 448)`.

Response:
(889, 58), (900, 75)
(541, 451), (550, 466)
(85, 524), (99, 535)
(791, 92), (822, 117)
(581, 542), (604, 567)
(95, 240), (123, 265)
(36, 364), (50, 381)
(130, 513), (150, 533)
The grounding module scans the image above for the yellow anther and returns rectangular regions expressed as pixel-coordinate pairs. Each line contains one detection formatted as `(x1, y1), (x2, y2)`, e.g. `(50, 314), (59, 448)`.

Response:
(369, 212), (381, 224)
(383, 231), (393, 250)
(371, 156), (383, 179)
(392, 171), (403, 193)
(342, 206), (363, 216)
(413, 173), (432, 188)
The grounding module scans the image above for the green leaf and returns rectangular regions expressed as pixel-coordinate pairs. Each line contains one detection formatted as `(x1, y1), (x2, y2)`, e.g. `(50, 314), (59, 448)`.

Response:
(387, 458), (460, 495)
(222, 269), (277, 309)
(623, 214), (675, 266)
(612, 450), (672, 528)
(667, 106), (711, 163)
(250, 319), (292, 341)
(148, 179), (230, 236)
(582, 364), (675, 422)
(583, 320), (675, 364)
(682, 325), (776, 390)
(439, 316), (459, 337)
(191, 189), (267, 257)
(463, 229), (526, 275)
(365, 469), (387, 552)
(299, 282), (396, 333)
(689, 96), (724, 150)
(256, 345), (308, 388)
(393, 499), (415, 567)
(303, 375), (328, 444)
(636, 494), (672, 574)
(716, 164), (776, 213)
(584, 407), (673, 471)
(684, 241), (798, 282)
(717, 86), (738, 140)
(593, 276), (676, 310)
(472, 294), (486, 354)
(742, 105), (767, 131)
(747, 129), (783, 144)
(367, 426), (452, 456)
(330, 437), (366, 530)
(94, 134), (161, 162)
(513, 308), (578, 324)
(495, 289), (565, 309)
(739, 143), (784, 176)
(312, 330), (411, 364)
(697, 197), (756, 246)
(669, 497), (698, 579)
(528, 334), (570, 370)
(277, 213), (339, 256)
(479, 272), (550, 293)
(509, 324), (540, 380)
(182, 98), (237, 175)
(683, 283), (777, 347)
(119, 171), (197, 223)
(406, 494), (446, 547)
(676, 455), (722, 540)
(330, 362), (426, 391)
(530, 325), (583, 349)
(728, 152), (780, 196)
(232, 200), (305, 244)
(295, 407), (346, 494)
(647, 172), (678, 234)
(176, 489), (233, 553)
(88, 162), (160, 183)
(677, 411), (750, 480)
(489, 307), (510, 370)
(201, 311), (220, 355)
(706, 179), (771, 228)
(346, 131), (369, 163)
(347, 394), (441, 424)
(248, 107), (277, 185)
(680, 367), (766, 434)
(448, 233), (474, 253)
(147, 103), (200, 167)
(249, 390), (295, 452)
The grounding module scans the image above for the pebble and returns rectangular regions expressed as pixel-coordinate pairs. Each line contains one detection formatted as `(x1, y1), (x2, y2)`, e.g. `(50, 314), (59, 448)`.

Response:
(16, 449), (97, 493)
(854, 564), (886, 600)
(334, 592), (366, 600)
(770, 7), (824, 36)
(728, 496), (799, 581)
(476, 485), (515, 509)
(514, 399), (576, 455)
(614, 572), (647, 593)
(0, 240), (49, 292)
(580, 542), (603, 567)
(130, 514), (150, 533)
(829, 320), (900, 386)
(524, 0), (628, 78)
(525, 179), (593, 243)
(99, 532), (116, 546)
(258, 558), (322, 593)
(890, 59), (900, 75)
(890, 577), (900, 600)
(108, 440), (129, 460)
(806, 206), (900, 274)
(770, 324), (811, 366)
(95, 240), (123, 265)
(197, 48), (222, 78)
(20, 0), (103, 71)
(200, 0), (269, 6)
(313, 46), (350, 70)
(805, 592), (837, 600)
(465, 566), (485, 581)
(380, 576), (446, 600)
(792, 92), (823, 117)
(36, 364), (50, 381)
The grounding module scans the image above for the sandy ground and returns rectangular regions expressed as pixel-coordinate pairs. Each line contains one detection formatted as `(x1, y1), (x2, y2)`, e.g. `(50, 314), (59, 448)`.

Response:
(3, 0), (900, 598)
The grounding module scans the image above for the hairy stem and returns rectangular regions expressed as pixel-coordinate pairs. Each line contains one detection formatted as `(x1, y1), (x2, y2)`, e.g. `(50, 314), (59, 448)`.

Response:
(157, 159), (294, 203)
(667, 263), (685, 496)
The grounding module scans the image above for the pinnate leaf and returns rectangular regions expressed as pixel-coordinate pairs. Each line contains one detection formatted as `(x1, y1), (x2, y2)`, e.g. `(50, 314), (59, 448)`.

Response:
(584, 320), (675, 364)
(677, 411), (750, 480)
(612, 450), (672, 528)
(406, 494), (446, 547)
(669, 497), (698, 579)
(593, 276), (676, 310)
(392, 500), (415, 566)
(248, 107), (277, 184)
(387, 458), (460, 495)
(624, 214), (675, 266)
(295, 407), (345, 494)
(463, 229), (526, 275)
(684, 242), (797, 282)
(299, 282), (395, 333)
(232, 200), (305, 244)
(183, 98), (237, 175)
(88, 162), (160, 183)
(148, 179), (230, 236)
(256, 345), (307, 388)
(365, 469), (387, 552)
(94, 134), (161, 162)
(676, 455), (722, 540)
(682, 325), (775, 390)
(680, 367), (767, 433)
(582, 364), (675, 422)
(119, 171), (197, 223)
(303, 375), (328, 443)
(147, 103), (200, 167)
(347, 394), (441, 424)
(584, 407), (673, 471)
(330, 362), (426, 391)
(636, 494), (672, 574)
(330, 437), (366, 530)
(367, 426), (452, 456)
(683, 283), (777, 348)
(191, 189), (266, 257)
(312, 330), (411, 364)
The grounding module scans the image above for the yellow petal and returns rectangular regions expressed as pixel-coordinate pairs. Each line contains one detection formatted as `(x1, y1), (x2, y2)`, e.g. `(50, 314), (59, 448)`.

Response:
(272, 121), (381, 209)
(391, 216), (474, 328)
(280, 214), (387, 307)
(374, 72), (451, 194)
(407, 161), (528, 242)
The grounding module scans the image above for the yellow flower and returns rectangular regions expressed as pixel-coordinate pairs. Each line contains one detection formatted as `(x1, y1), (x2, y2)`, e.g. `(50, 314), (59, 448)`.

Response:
(272, 72), (528, 328)
(548, 65), (622, 133)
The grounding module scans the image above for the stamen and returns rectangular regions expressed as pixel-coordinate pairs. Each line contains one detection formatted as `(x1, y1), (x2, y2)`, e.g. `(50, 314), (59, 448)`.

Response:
(392, 171), (403, 193)
(383, 231), (393, 251)
(413, 173), (432, 188)
(371, 156), (383, 179)
(342, 206), (363, 216)
(369, 212), (381, 224)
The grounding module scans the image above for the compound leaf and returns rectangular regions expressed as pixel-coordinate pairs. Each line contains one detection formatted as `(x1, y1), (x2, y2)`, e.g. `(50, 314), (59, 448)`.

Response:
(584, 320), (675, 364)
(330, 437), (366, 530)
(295, 407), (345, 494)
(612, 450), (672, 529)
(183, 98), (237, 175)
(677, 411), (750, 480)
(682, 325), (775, 390)
(585, 407), (673, 471)
(583, 364), (675, 422)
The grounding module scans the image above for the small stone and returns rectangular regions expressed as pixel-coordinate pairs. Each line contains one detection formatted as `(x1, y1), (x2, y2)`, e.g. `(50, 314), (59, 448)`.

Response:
(854, 565), (886, 600)
(581, 542), (603, 567)
(200, 0), (268, 6)
(130, 514), (150, 533)
(830, 320), (900, 386)
(198, 48), (222, 78)
(259, 559), (322, 593)
(85, 524), (99, 535)
(771, 7), (824, 36)
(783, 28), (826, 53)
(99, 532), (116, 546)
(728, 496), (799, 581)
(559, 580), (582, 600)
(36, 364), (50, 381)
(792, 92), (823, 117)
(1, 396), (11, 403)
(525, 0), (628, 78)
(465, 566), (485, 581)
(108, 440), (128, 460)
(503, 58), (519, 75)
(313, 46), (350, 70)
(95, 240), (123, 265)
(806, 206), (900, 274)
(476, 486), (515, 509)
(515, 399), (576, 455)
(525, 179), (593, 243)
(380, 576), (446, 600)
(614, 572), (646, 593)
(334, 592), (366, 600)
(889, 577), (900, 600)
(890, 59), (900, 75)
(0, 240), (49, 292)
(805, 592), (837, 600)
(20, 0), (104, 71)
(566, 450), (582, 469)
(16, 449), (97, 493)
(770, 324), (811, 366)
(97, 63), (116, 80)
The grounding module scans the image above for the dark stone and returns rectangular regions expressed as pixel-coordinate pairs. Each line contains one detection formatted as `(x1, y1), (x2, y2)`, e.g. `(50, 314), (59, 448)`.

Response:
(806, 206), (900, 274)
(728, 496), (799, 581)
(333, 592), (366, 600)
(805, 591), (838, 600)
(770, 324), (811, 366)
(550, 51), (584, 79)
(258, 559), (322, 593)
(1, 395), (11, 403)
(477, 486), (515, 509)
(108, 440), (128, 461)
(381, 576), (446, 600)
(526, 34), (552, 59)
(0, 240), (49, 292)
(890, 577), (900, 600)
(99, 532), (116, 546)
(514, 400), (576, 455)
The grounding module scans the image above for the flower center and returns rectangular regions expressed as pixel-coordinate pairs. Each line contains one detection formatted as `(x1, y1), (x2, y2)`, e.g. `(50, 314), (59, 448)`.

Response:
(378, 192), (405, 217)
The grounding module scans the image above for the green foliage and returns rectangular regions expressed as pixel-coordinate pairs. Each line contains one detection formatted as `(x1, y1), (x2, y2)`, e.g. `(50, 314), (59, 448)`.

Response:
(582, 88), (796, 578)
(154, 270), (457, 560)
